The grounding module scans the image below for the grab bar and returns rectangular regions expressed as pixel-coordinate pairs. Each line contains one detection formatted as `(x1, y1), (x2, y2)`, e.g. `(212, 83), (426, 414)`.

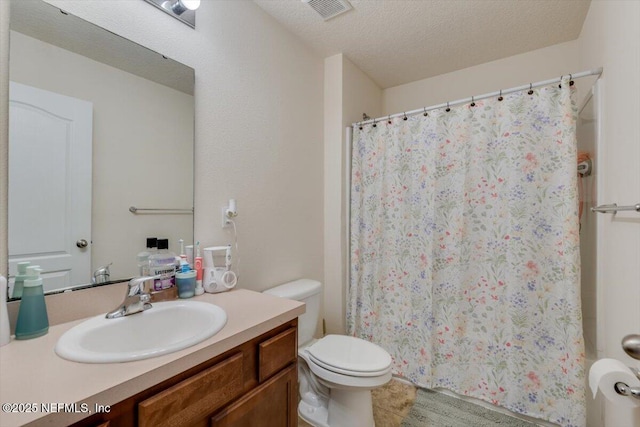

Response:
(591, 203), (640, 214)
(129, 206), (193, 214)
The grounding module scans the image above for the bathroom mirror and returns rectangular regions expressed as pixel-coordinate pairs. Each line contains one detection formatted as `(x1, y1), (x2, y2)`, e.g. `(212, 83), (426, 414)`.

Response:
(6, 0), (195, 298)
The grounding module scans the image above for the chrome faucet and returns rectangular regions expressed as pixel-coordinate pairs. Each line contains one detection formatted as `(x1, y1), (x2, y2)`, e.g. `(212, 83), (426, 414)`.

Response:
(105, 276), (159, 319)
(92, 263), (112, 284)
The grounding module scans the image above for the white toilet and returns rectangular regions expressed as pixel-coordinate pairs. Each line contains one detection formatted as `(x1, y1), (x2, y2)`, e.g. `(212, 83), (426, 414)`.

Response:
(263, 279), (392, 427)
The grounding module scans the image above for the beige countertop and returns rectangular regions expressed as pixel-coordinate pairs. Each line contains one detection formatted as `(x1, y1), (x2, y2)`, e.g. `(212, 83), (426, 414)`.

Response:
(0, 289), (305, 427)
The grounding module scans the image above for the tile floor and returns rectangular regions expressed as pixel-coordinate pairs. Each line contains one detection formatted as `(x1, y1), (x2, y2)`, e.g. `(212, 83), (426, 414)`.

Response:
(298, 379), (417, 427)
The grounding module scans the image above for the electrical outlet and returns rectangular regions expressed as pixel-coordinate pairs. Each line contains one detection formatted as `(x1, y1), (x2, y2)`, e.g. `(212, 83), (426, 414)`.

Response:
(222, 207), (230, 228)
(222, 199), (237, 228)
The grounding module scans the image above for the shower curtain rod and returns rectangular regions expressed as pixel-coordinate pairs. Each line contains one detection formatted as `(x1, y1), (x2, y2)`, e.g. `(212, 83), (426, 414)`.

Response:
(352, 67), (603, 127)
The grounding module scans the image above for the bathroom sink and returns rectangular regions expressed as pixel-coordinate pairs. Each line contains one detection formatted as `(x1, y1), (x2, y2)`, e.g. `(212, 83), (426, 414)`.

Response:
(55, 301), (227, 363)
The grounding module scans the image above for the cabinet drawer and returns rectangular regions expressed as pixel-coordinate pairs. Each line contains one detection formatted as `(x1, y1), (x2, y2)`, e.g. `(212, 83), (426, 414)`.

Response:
(211, 364), (297, 427)
(138, 353), (243, 427)
(258, 327), (297, 383)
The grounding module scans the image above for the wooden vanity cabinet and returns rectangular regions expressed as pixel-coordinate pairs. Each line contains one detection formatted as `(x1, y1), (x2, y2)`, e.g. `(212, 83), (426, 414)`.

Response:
(71, 320), (298, 427)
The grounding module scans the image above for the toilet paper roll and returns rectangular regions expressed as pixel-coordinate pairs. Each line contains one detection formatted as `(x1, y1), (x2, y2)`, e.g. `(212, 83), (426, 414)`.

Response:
(589, 358), (640, 408)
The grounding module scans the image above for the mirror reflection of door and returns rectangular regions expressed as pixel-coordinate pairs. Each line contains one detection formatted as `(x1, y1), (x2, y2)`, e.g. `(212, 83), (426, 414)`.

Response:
(8, 81), (93, 295)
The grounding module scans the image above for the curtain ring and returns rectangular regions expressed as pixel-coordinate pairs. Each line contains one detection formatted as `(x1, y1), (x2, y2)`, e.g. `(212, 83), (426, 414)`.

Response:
(358, 122), (363, 131)
(559, 75), (563, 88)
(403, 112), (408, 121)
(569, 73), (574, 86)
(423, 107), (428, 117)
(445, 102), (451, 112)
(372, 119), (377, 128)
(498, 89), (503, 102)
(388, 115), (392, 125)
(528, 83), (534, 95)
(470, 96), (476, 107)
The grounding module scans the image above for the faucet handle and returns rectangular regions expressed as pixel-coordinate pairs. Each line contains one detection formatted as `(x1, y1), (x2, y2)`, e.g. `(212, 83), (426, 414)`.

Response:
(128, 275), (160, 295)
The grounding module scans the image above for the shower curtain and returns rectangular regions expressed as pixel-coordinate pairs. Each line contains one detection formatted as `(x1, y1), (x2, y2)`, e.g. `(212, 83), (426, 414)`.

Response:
(348, 78), (585, 427)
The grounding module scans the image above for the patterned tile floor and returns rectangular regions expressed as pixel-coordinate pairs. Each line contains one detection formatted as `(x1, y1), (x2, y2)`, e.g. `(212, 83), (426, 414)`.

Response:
(298, 379), (417, 427)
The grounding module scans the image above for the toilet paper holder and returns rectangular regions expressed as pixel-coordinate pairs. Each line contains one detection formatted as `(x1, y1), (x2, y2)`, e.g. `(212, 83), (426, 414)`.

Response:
(614, 381), (640, 400)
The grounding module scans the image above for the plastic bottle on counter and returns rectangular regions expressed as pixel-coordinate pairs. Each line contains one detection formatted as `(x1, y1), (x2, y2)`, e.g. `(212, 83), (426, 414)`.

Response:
(15, 266), (49, 340)
(148, 239), (176, 291)
(137, 237), (157, 276)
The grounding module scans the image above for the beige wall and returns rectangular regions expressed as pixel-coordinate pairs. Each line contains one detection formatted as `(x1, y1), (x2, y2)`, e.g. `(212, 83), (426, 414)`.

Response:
(324, 54), (344, 335)
(577, 2), (640, 426)
(37, 1), (324, 292)
(9, 31), (194, 280)
(324, 53), (381, 334)
(383, 39), (581, 115)
(1, 0), (324, 322)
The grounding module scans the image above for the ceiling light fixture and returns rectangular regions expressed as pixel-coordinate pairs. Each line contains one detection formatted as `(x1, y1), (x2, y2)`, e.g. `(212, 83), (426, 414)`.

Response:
(166, 0), (200, 15)
(143, 0), (200, 29)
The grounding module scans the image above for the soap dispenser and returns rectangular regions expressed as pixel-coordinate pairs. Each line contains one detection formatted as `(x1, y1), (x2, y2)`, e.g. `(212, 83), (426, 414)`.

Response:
(15, 266), (49, 340)
(12, 261), (31, 299)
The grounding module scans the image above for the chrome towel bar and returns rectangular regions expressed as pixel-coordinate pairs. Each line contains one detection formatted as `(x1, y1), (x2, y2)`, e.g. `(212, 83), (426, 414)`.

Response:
(129, 206), (193, 214)
(591, 203), (640, 214)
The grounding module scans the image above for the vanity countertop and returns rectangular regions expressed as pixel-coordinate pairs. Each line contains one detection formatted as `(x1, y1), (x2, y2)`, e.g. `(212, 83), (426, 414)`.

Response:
(0, 289), (305, 427)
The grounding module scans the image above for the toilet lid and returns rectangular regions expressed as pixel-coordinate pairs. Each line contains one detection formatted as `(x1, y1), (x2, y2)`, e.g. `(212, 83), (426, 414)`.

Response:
(306, 335), (392, 374)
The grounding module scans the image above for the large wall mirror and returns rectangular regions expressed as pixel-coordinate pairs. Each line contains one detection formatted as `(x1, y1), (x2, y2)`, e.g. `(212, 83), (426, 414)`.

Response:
(6, 0), (195, 299)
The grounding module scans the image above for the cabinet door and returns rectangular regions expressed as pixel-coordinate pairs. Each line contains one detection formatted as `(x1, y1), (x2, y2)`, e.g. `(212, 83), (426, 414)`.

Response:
(138, 353), (243, 427)
(258, 328), (297, 383)
(211, 364), (297, 427)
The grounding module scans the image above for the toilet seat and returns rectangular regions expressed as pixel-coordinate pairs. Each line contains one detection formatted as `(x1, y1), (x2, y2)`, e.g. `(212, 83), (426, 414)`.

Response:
(300, 349), (392, 389)
(306, 335), (392, 374)
(307, 353), (391, 377)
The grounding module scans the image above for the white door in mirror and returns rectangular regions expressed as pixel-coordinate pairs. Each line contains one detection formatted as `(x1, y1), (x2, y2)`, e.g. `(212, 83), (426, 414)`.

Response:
(8, 82), (93, 294)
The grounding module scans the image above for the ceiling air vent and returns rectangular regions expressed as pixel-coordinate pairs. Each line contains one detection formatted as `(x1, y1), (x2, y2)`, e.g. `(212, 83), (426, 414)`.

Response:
(302, 0), (353, 21)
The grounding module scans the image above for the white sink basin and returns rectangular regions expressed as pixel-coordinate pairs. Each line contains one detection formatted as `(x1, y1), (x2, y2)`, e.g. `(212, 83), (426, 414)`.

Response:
(55, 301), (227, 363)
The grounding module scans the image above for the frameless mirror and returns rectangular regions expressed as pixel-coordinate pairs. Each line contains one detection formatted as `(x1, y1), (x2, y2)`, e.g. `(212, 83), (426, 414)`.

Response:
(6, 0), (195, 299)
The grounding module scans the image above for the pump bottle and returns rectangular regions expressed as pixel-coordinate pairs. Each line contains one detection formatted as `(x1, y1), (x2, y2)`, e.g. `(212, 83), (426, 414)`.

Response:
(15, 266), (49, 340)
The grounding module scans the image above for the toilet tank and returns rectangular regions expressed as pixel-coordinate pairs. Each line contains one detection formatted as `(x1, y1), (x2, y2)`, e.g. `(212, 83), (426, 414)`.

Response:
(263, 279), (321, 348)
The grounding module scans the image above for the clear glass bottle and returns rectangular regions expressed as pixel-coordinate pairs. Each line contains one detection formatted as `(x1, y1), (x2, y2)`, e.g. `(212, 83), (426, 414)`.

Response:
(15, 267), (49, 340)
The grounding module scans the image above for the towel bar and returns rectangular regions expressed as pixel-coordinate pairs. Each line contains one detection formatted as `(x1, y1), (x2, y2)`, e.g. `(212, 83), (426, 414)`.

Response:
(129, 206), (193, 214)
(591, 203), (640, 214)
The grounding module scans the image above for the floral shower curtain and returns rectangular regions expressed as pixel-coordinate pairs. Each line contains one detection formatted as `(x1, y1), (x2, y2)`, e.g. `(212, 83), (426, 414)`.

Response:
(348, 78), (585, 427)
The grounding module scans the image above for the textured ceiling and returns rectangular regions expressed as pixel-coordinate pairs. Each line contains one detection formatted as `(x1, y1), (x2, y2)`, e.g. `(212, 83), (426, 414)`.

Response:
(253, 0), (591, 89)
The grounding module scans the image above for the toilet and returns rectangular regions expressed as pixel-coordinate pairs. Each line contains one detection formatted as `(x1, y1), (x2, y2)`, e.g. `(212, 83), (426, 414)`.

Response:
(263, 279), (392, 427)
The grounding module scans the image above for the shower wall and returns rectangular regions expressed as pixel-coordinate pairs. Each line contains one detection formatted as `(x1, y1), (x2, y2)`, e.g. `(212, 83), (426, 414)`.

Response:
(577, 84), (604, 427)
(578, 90), (599, 361)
